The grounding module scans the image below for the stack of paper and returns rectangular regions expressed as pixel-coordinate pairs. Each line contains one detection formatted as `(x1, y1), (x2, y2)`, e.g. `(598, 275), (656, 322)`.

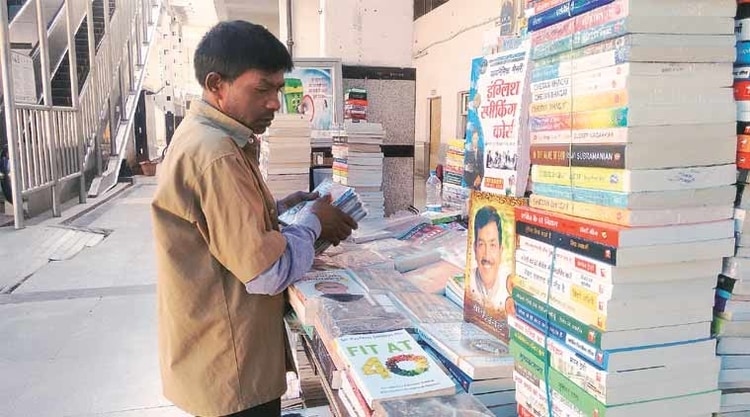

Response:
(714, 5), (750, 414)
(260, 113), (312, 198)
(515, 1), (737, 415)
(333, 121), (386, 219)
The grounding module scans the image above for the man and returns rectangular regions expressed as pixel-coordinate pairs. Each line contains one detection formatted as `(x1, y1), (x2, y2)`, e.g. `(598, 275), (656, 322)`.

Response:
(463, 130), (484, 190)
(469, 206), (512, 310)
(151, 21), (357, 417)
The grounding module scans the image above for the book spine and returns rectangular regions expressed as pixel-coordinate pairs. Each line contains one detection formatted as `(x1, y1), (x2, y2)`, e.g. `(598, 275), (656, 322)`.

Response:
(532, 43), (632, 83)
(517, 248), (615, 298)
(530, 144), (627, 169)
(528, 1), (574, 32)
(516, 221), (618, 264)
(517, 236), (616, 285)
(515, 205), (623, 247)
(512, 340), (590, 416)
(533, 2), (627, 59)
(549, 367), (608, 416)
(420, 343), (475, 394)
(514, 285), (607, 358)
(531, 107), (629, 133)
(532, 90), (629, 117)
(515, 261), (609, 330)
(530, 194), (636, 226)
(512, 316), (611, 404)
(532, 21), (576, 58)
(531, 164), (630, 192)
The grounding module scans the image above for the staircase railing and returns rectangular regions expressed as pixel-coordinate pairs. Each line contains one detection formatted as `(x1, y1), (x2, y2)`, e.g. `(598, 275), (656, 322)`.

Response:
(12, 104), (80, 195)
(3, 0), (160, 228)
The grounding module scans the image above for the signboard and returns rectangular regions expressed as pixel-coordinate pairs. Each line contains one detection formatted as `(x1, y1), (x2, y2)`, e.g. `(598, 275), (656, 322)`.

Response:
(11, 51), (36, 104)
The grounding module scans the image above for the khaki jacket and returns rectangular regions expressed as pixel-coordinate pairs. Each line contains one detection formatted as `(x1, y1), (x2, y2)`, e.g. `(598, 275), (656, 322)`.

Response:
(151, 100), (293, 416)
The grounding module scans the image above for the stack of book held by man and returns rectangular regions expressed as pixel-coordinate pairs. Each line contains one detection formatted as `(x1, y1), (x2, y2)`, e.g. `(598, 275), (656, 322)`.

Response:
(514, 0), (737, 415)
(714, 4), (750, 415)
(332, 121), (386, 219)
(278, 178), (367, 254)
(443, 138), (470, 212)
(260, 113), (312, 198)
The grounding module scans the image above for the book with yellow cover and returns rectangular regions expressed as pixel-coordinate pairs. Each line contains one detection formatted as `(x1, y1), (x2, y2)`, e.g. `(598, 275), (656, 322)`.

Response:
(464, 190), (527, 343)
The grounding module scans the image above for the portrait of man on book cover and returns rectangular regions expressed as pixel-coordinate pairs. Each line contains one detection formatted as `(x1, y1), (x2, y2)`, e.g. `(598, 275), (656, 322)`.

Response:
(469, 206), (512, 309)
(464, 191), (526, 343)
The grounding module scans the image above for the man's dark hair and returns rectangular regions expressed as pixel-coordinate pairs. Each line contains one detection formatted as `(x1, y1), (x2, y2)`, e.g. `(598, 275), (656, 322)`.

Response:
(473, 206), (502, 245)
(194, 20), (293, 86)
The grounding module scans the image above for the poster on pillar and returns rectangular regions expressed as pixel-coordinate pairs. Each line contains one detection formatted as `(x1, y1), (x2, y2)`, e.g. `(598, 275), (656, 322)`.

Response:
(462, 41), (531, 197)
(283, 67), (334, 131)
(282, 59), (343, 137)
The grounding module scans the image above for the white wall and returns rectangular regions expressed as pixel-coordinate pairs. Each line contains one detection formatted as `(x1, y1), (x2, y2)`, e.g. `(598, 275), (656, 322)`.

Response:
(413, 0), (500, 148)
(320, 0), (412, 66)
(289, 0), (322, 57)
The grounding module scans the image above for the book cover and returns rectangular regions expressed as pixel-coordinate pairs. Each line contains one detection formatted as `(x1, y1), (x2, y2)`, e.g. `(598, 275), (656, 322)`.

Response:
(419, 321), (514, 380)
(372, 392), (494, 416)
(317, 294), (414, 339)
(289, 269), (367, 325)
(464, 190), (527, 343)
(463, 41), (532, 197)
(335, 329), (456, 408)
(390, 292), (464, 324)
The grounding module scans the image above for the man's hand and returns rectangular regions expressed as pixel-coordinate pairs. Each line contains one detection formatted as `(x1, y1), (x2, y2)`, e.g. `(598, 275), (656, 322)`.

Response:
(278, 191), (319, 214)
(310, 195), (358, 246)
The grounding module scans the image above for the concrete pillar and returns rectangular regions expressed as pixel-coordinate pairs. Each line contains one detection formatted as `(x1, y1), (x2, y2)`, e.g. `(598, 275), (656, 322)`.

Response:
(0, 0), (24, 228)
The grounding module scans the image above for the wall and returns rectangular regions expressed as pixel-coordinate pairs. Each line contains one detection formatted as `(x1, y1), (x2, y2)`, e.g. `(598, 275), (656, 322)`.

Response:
(413, 0), (501, 152)
(287, 0), (322, 57)
(321, 0), (412, 66)
(343, 72), (416, 214)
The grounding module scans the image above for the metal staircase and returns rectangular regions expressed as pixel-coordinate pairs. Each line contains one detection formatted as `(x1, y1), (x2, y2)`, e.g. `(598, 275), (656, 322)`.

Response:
(1, 0), (162, 228)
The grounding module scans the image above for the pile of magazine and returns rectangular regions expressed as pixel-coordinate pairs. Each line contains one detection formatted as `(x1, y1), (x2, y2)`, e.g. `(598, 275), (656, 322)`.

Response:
(279, 178), (367, 254)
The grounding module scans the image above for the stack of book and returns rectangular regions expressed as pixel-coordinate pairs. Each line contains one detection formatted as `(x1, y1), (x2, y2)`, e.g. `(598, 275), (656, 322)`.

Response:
(260, 113), (312, 199)
(373, 392), (494, 416)
(332, 121), (386, 219)
(715, 4), (750, 414)
(514, 0), (737, 415)
(345, 88), (368, 121)
(443, 138), (470, 212)
(279, 178), (367, 254)
(334, 329), (456, 416)
(715, 256), (750, 416)
(418, 322), (517, 416)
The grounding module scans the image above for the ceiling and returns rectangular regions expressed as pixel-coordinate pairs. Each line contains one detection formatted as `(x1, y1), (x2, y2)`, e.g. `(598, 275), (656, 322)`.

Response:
(166, 0), (280, 32)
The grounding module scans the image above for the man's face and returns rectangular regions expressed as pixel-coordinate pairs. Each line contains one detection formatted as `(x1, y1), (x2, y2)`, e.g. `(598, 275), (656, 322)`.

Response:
(475, 221), (502, 286)
(215, 69), (285, 134)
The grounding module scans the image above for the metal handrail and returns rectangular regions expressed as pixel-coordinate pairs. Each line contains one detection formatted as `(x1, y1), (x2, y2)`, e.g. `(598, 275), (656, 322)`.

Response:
(3, 0), (154, 229)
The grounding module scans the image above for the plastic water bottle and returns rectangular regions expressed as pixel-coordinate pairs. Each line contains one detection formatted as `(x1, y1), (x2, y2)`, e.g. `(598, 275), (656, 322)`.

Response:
(425, 170), (443, 212)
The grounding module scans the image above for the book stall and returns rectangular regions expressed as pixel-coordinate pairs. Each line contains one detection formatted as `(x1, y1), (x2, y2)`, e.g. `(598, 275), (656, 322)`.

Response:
(279, 1), (750, 416)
